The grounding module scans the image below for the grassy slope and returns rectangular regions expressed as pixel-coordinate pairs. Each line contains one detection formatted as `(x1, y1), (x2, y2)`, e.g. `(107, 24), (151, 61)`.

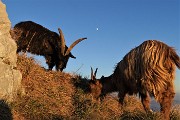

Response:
(2, 55), (179, 120)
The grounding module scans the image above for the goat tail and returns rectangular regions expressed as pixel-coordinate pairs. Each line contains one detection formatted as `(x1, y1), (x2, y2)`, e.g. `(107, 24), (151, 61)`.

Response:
(170, 48), (180, 69)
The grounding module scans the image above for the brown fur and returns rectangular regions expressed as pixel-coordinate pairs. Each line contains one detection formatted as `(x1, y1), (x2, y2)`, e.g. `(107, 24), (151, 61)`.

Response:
(89, 40), (180, 120)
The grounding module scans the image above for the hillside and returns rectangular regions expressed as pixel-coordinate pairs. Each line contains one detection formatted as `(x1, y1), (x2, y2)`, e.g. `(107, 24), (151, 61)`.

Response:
(0, 55), (179, 120)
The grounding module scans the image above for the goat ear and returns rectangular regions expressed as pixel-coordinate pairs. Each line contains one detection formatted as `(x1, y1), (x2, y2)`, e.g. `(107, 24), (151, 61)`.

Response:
(69, 53), (76, 59)
(58, 28), (66, 56)
(101, 76), (104, 79)
(64, 37), (87, 56)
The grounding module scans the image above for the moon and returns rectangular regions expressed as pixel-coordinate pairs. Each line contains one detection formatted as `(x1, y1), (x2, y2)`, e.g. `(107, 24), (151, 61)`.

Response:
(96, 28), (99, 31)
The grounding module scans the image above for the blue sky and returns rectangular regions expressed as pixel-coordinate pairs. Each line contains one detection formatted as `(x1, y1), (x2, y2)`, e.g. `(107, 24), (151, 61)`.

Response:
(3, 0), (180, 92)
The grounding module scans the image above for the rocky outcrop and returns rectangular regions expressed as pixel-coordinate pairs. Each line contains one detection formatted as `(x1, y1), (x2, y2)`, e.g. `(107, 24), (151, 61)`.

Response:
(0, 1), (22, 101)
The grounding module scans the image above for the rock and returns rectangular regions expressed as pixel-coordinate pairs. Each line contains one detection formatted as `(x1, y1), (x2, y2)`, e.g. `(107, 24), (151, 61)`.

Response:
(0, 1), (22, 101)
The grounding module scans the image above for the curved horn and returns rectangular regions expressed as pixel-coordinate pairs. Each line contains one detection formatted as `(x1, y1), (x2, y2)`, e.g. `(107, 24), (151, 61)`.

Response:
(58, 28), (66, 55)
(94, 68), (98, 77)
(91, 67), (94, 80)
(65, 37), (87, 56)
(91, 67), (98, 80)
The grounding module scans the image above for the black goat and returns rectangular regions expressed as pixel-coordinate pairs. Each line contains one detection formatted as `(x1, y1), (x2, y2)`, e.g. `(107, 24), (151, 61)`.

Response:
(10, 21), (87, 71)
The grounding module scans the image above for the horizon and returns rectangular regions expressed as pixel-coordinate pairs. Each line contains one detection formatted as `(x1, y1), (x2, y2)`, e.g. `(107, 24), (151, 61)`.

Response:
(2, 0), (180, 93)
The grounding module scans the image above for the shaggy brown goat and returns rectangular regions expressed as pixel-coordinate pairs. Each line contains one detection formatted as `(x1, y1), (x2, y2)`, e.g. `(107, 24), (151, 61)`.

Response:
(89, 40), (180, 120)
(10, 21), (87, 71)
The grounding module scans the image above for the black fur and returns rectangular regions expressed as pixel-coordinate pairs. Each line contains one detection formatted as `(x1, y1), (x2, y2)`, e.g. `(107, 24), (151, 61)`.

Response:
(11, 21), (77, 71)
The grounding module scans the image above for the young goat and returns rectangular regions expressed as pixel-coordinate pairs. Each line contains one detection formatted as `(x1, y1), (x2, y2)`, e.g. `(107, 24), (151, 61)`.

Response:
(89, 40), (180, 120)
(10, 21), (87, 71)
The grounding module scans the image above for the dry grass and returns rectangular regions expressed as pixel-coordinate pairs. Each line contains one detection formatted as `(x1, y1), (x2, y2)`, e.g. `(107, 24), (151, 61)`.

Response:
(0, 54), (179, 120)
(170, 105), (180, 120)
(12, 54), (75, 119)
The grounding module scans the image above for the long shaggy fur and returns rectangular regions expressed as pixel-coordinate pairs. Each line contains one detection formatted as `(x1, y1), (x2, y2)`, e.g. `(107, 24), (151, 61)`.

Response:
(90, 40), (180, 120)
(11, 21), (62, 54)
(113, 40), (179, 101)
(10, 21), (80, 71)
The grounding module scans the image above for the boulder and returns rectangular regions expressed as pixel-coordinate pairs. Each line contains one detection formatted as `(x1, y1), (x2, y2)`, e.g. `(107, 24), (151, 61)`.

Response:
(0, 0), (22, 101)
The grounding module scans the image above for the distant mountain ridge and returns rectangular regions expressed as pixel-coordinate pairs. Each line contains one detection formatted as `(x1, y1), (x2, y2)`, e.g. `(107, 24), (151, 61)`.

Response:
(151, 93), (180, 111)
(174, 93), (180, 104)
